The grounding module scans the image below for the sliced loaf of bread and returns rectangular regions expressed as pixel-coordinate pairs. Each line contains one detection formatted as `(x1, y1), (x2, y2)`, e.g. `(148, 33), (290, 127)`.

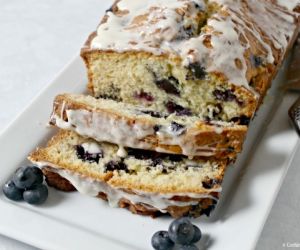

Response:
(50, 94), (247, 158)
(29, 130), (228, 218)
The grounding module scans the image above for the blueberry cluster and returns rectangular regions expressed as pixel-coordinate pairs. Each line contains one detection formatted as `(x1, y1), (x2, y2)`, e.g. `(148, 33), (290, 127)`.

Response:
(2, 166), (48, 205)
(165, 101), (192, 116)
(76, 145), (103, 164)
(151, 217), (202, 250)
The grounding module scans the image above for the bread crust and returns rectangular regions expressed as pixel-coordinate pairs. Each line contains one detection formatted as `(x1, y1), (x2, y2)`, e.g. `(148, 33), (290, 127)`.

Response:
(42, 168), (76, 192)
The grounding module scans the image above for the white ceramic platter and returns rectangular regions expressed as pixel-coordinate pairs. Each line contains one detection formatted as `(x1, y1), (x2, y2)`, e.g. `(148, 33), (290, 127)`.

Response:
(0, 53), (298, 250)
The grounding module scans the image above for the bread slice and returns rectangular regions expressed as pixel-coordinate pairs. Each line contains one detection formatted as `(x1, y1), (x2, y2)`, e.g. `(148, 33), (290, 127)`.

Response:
(81, 0), (300, 125)
(50, 94), (247, 159)
(29, 130), (228, 218)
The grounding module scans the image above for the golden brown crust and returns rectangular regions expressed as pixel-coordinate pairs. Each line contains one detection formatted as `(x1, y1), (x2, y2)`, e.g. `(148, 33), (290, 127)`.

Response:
(50, 94), (247, 159)
(42, 167), (76, 192)
(43, 167), (217, 218)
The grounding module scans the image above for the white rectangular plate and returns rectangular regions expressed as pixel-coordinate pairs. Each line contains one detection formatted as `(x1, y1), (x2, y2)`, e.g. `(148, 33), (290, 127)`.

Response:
(0, 54), (298, 250)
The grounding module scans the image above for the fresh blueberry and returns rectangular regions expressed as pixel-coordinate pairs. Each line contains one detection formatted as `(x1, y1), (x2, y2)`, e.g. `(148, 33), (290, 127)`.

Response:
(23, 184), (48, 205)
(2, 180), (23, 201)
(168, 217), (195, 245)
(31, 166), (44, 185)
(191, 225), (202, 243)
(178, 244), (199, 250)
(13, 166), (42, 189)
(151, 230), (174, 250)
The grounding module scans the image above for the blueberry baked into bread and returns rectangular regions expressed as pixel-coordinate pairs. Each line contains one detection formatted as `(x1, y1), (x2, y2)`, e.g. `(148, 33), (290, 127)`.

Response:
(50, 94), (247, 158)
(81, 0), (300, 125)
(29, 130), (226, 218)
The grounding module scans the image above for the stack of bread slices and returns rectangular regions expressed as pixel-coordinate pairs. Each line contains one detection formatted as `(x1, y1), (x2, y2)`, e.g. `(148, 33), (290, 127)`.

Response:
(29, 0), (300, 218)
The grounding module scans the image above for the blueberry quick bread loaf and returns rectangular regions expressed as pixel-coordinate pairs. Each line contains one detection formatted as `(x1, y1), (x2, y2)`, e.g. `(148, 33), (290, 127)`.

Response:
(29, 130), (227, 218)
(81, 0), (300, 125)
(50, 94), (247, 158)
(27, 0), (300, 219)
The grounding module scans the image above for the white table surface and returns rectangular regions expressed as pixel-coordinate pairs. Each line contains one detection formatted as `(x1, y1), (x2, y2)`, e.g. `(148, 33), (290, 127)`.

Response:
(0, 1), (299, 249)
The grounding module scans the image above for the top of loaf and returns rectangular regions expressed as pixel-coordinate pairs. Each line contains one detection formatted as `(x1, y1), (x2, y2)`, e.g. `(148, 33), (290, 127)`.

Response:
(83, 0), (300, 91)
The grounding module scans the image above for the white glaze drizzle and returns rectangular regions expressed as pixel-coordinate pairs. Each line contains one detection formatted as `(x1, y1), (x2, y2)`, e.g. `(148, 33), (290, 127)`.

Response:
(52, 109), (228, 157)
(276, 0), (299, 11)
(81, 142), (102, 154)
(92, 0), (205, 53)
(214, 126), (223, 134)
(155, 123), (222, 156)
(89, 0), (299, 92)
(35, 163), (220, 212)
(52, 109), (155, 148)
(117, 145), (128, 158)
(246, 1), (297, 50)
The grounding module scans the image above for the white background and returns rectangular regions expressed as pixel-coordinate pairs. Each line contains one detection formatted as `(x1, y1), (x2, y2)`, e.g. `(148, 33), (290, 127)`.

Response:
(0, 1), (299, 249)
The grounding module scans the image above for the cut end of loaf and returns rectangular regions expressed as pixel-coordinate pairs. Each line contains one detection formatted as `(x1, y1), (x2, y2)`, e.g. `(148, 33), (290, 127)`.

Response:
(49, 93), (247, 159)
(82, 51), (257, 123)
(28, 130), (228, 217)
